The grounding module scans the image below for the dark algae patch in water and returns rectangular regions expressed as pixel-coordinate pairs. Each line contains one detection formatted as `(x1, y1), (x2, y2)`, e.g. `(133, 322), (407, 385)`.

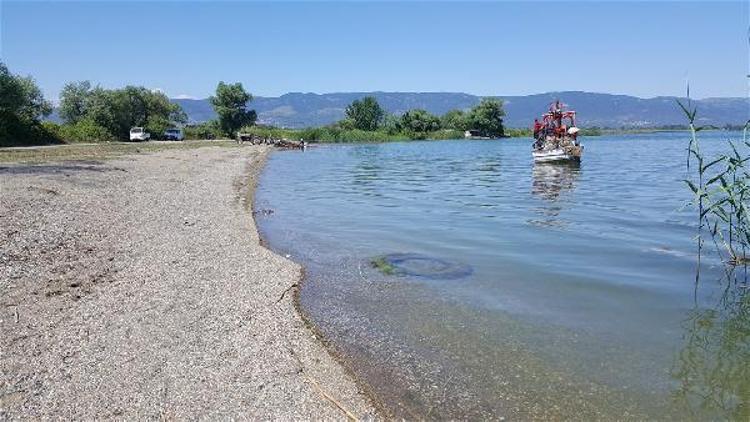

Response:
(370, 253), (473, 280)
(370, 256), (398, 275)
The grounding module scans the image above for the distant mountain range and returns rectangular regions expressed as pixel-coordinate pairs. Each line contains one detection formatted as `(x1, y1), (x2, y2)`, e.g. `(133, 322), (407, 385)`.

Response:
(47, 91), (747, 129)
(173, 91), (748, 129)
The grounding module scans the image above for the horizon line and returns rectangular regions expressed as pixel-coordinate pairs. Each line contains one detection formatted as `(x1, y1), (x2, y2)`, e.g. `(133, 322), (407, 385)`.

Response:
(167, 89), (748, 101)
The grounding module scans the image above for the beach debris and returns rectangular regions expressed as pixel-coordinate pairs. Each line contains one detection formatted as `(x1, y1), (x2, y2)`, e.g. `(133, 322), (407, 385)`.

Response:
(370, 253), (473, 280)
(285, 345), (359, 421)
(236, 133), (307, 150)
(253, 208), (274, 217)
(275, 282), (299, 304)
(27, 186), (58, 195)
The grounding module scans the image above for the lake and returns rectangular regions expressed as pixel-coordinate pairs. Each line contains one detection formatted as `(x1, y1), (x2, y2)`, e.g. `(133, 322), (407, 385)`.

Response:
(255, 132), (749, 420)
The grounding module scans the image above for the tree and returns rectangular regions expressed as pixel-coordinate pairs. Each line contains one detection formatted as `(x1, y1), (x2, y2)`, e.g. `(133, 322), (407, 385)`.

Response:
(210, 82), (257, 136)
(381, 113), (401, 135)
(441, 109), (468, 131)
(59, 81), (93, 124)
(399, 109), (441, 135)
(466, 98), (505, 138)
(68, 85), (187, 140)
(0, 62), (51, 123)
(345, 96), (384, 131)
(0, 61), (53, 146)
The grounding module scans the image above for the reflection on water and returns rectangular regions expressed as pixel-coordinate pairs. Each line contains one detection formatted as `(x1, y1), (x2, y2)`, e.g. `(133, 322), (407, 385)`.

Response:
(531, 162), (581, 201)
(256, 134), (748, 419)
(672, 271), (750, 420)
(530, 162), (581, 227)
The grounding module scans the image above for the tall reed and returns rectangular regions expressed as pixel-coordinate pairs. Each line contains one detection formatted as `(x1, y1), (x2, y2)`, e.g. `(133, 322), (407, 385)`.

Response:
(681, 99), (750, 271)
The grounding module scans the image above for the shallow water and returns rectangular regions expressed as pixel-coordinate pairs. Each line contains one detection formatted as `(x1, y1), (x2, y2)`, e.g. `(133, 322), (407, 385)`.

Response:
(256, 132), (750, 419)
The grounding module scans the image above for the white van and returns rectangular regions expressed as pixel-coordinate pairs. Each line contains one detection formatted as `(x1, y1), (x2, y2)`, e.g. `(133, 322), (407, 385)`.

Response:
(129, 127), (151, 141)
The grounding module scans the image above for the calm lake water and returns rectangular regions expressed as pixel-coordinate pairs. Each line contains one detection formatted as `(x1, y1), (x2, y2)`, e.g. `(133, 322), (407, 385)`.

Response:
(255, 132), (749, 420)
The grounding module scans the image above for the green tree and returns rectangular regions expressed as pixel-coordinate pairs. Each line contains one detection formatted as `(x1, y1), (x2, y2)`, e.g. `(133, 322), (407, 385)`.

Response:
(441, 109), (468, 131)
(0, 62), (51, 123)
(381, 113), (401, 135)
(466, 98), (505, 138)
(0, 61), (54, 146)
(73, 85), (186, 140)
(59, 81), (93, 124)
(82, 87), (120, 138)
(399, 109), (441, 135)
(210, 82), (257, 136)
(345, 96), (384, 131)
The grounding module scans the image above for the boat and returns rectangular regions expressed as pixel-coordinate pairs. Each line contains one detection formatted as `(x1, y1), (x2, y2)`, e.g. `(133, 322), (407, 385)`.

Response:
(531, 101), (583, 163)
(532, 146), (582, 163)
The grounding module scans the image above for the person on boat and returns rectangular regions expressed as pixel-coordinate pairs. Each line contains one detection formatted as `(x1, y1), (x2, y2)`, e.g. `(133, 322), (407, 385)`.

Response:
(568, 126), (580, 145)
(533, 119), (542, 140)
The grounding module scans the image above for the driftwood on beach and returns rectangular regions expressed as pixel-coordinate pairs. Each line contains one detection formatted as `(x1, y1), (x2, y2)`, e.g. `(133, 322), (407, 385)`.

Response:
(237, 133), (307, 150)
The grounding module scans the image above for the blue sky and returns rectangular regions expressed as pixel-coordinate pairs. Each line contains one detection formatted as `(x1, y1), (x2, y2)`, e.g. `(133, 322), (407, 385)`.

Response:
(1, 1), (747, 100)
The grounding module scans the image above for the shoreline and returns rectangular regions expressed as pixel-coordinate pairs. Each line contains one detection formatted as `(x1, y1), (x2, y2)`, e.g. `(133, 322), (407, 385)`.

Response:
(249, 149), (390, 418)
(252, 152), (396, 419)
(290, 270), (392, 419)
(0, 145), (376, 419)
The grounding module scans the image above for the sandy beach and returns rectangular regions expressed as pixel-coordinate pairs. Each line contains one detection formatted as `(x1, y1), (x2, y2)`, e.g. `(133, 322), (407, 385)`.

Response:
(0, 145), (376, 419)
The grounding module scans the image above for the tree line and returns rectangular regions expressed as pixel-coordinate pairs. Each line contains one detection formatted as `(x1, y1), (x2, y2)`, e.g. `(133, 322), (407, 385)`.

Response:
(239, 96), (507, 143)
(0, 61), (257, 146)
(0, 62), (54, 146)
(338, 95), (506, 139)
(1, 60), (506, 146)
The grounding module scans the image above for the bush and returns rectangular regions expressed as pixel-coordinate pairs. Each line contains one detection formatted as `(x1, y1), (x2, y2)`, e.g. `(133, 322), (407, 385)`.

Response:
(324, 128), (409, 143)
(238, 124), (464, 143)
(238, 125), (299, 140)
(39, 121), (63, 139)
(0, 115), (63, 147)
(0, 61), (57, 147)
(57, 82), (186, 141)
(505, 128), (532, 137)
(56, 119), (115, 143)
(184, 121), (222, 140)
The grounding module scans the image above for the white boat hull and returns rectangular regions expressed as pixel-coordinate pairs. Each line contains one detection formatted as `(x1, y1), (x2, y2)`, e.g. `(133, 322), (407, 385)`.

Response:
(532, 148), (581, 163)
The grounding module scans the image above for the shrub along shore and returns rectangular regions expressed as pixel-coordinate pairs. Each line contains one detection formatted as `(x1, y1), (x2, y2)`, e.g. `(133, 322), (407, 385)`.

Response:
(186, 95), (511, 143)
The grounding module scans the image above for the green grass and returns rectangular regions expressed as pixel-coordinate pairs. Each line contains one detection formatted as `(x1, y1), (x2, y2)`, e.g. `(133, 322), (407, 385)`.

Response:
(240, 125), (602, 143)
(240, 125), (489, 143)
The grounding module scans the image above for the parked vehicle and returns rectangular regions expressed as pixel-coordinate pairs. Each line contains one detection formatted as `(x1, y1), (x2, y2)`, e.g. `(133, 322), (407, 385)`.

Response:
(129, 127), (151, 142)
(164, 128), (184, 141)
